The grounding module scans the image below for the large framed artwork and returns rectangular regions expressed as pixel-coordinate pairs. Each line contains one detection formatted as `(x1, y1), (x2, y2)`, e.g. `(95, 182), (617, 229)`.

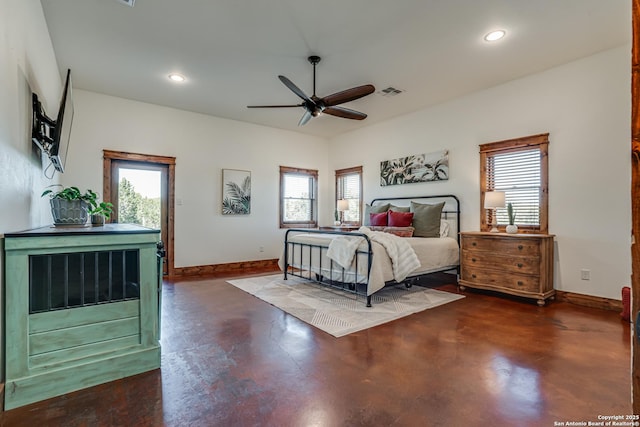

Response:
(222, 169), (251, 215)
(380, 150), (449, 186)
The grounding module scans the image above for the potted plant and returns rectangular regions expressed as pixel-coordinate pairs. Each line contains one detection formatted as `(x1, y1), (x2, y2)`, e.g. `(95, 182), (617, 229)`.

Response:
(506, 202), (518, 234)
(88, 201), (114, 226)
(41, 185), (98, 226)
(334, 209), (341, 226)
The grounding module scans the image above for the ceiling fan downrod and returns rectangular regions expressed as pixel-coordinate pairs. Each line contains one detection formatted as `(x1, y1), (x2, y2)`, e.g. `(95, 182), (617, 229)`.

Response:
(308, 55), (321, 97)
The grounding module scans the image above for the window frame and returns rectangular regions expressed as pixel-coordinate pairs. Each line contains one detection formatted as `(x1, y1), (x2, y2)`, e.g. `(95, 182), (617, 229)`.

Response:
(279, 166), (318, 229)
(335, 166), (363, 225)
(479, 133), (549, 234)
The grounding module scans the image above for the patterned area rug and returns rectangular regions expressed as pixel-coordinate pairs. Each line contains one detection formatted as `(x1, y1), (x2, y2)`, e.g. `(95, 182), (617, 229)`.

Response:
(226, 274), (464, 337)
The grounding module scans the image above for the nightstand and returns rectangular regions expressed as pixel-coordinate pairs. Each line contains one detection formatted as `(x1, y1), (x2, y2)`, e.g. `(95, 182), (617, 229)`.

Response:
(459, 231), (555, 306)
(318, 225), (360, 232)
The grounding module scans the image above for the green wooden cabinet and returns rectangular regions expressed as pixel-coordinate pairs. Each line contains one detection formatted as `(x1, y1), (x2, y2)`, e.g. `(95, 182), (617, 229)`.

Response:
(3, 224), (161, 409)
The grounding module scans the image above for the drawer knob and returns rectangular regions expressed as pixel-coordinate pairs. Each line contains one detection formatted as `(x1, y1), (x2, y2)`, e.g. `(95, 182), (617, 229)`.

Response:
(517, 263), (523, 268)
(472, 242), (477, 247)
(472, 274), (477, 279)
(518, 245), (523, 250)
(517, 281), (524, 286)
(472, 258), (476, 263)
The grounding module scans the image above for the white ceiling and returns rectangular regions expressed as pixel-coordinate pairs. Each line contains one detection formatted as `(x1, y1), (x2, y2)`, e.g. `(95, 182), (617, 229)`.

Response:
(40, 0), (631, 138)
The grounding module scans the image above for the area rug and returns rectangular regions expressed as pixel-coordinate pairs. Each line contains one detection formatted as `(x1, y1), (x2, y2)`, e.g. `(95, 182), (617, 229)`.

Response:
(226, 274), (464, 337)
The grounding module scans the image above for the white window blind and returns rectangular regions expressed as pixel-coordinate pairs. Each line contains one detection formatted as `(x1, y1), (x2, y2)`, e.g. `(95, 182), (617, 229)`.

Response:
(336, 170), (361, 223)
(487, 148), (541, 226)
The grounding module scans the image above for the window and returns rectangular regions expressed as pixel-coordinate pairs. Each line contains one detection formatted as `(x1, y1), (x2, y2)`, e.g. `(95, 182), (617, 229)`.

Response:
(280, 166), (318, 228)
(480, 133), (549, 233)
(335, 166), (363, 225)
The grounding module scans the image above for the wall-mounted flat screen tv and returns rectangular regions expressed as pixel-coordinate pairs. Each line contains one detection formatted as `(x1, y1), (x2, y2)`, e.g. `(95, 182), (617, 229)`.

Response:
(32, 69), (73, 173)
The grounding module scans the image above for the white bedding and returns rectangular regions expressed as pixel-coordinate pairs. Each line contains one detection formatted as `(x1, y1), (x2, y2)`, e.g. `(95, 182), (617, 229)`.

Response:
(278, 231), (459, 296)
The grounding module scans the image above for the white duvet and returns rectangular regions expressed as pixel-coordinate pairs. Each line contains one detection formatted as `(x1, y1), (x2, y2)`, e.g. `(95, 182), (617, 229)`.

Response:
(279, 230), (459, 296)
(327, 226), (420, 283)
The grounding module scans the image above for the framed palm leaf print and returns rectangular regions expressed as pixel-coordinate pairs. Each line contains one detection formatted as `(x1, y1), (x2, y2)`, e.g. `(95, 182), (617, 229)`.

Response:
(222, 169), (251, 215)
(380, 150), (449, 186)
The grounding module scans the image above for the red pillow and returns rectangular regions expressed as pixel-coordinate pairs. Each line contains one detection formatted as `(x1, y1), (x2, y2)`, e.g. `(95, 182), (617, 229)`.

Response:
(388, 210), (414, 227)
(369, 212), (388, 226)
(383, 227), (415, 237)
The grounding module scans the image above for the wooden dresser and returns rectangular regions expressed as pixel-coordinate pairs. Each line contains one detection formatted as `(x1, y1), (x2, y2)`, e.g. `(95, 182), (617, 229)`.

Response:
(459, 231), (555, 306)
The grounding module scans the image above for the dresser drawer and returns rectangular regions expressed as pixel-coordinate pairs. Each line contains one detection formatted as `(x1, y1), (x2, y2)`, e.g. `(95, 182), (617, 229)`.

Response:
(461, 268), (540, 293)
(461, 250), (539, 275)
(461, 235), (541, 256)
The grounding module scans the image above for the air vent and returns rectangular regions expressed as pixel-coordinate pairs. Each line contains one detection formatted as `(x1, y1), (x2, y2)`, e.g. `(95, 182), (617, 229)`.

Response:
(115, 0), (135, 7)
(378, 87), (404, 97)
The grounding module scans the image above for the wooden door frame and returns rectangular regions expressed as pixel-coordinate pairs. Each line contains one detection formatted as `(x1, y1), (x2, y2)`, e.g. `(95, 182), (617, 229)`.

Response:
(633, 0), (639, 414)
(102, 150), (176, 277)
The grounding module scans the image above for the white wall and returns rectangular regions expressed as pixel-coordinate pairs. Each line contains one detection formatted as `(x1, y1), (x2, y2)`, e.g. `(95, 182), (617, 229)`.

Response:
(329, 45), (631, 300)
(0, 0), (63, 233)
(61, 91), (329, 267)
(0, 0), (66, 383)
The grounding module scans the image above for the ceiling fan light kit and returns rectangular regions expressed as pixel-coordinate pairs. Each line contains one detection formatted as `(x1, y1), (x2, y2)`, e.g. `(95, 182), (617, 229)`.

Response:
(247, 55), (375, 126)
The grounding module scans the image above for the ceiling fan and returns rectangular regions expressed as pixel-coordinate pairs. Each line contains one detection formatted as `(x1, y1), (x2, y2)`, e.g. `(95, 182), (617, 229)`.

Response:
(247, 55), (375, 126)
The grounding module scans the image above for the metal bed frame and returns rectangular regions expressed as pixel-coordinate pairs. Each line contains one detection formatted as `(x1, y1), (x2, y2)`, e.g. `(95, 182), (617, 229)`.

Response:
(282, 194), (461, 307)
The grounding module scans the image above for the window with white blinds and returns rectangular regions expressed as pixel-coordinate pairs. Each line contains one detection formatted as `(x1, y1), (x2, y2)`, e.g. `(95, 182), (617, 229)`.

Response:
(335, 166), (362, 224)
(480, 134), (549, 233)
(280, 166), (318, 228)
(488, 149), (540, 226)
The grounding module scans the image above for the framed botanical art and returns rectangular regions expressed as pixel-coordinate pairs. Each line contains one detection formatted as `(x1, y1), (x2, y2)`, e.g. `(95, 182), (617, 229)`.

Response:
(380, 150), (449, 186)
(222, 169), (251, 215)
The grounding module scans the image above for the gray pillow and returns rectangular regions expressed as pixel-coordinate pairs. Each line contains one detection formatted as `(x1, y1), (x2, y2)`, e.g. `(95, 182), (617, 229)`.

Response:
(363, 203), (390, 226)
(410, 201), (445, 237)
(389, 204), (410, 213)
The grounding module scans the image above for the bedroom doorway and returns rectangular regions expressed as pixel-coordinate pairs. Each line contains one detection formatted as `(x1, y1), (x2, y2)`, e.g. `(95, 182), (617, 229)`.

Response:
(102, 150), (176, 276)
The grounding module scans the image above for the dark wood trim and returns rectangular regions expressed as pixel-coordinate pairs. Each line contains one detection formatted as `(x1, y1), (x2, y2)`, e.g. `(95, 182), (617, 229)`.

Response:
(335, 166), (363, 175)
(171, 259), (279, 278)
(480, 133), (549, 234)
(633, 0), (640, 414)
(335, 166), (363, 225)
(102, 150), (176, 165)
(479, 133), (549, 153)
(279, 166), (318, 229)
(555, 291), (623, 312)
(102, 150), (176, 277)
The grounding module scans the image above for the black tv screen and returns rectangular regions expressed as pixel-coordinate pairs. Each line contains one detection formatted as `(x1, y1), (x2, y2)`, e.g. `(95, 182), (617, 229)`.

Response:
(32, 69), (73, 173)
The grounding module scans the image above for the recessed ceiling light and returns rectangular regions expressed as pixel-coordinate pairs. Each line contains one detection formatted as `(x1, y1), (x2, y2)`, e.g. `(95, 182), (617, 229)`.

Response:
(168, 73), (186, 82)
(484, 30), (506, 42)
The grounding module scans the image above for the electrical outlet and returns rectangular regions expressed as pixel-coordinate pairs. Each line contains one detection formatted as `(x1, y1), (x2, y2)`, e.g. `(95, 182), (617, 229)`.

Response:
(580, 269), (590, 280)
(259, 246), (264, 252)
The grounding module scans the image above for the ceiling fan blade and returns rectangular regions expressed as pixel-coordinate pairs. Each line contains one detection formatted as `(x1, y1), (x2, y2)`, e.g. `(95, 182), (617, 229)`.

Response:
(247, 104), (302, 108)
(278, 75), (315, 105)
(298, 110), (313, 126)
(323, 106), (367, 120)
(322, 84), (375, 107)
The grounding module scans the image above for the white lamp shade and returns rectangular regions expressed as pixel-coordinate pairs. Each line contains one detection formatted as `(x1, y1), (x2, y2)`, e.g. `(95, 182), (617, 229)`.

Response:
(484, 191), (505, 209)
(337, 199), (350, 212)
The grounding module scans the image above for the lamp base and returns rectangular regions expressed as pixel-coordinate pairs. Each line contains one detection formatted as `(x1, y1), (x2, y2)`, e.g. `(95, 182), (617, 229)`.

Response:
(490, 218), (499, 233)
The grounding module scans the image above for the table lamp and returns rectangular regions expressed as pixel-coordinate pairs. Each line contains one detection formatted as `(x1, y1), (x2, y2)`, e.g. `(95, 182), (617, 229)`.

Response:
(484, 191), (505, 233)
(337, 199), (350, 225)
